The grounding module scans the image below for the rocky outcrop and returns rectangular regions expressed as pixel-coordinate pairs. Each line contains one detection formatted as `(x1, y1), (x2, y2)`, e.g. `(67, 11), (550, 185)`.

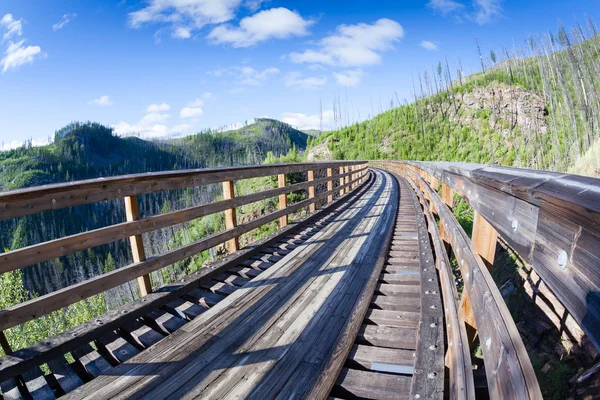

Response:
(453, 83), (548, 137)
(307, 138), (333, 161)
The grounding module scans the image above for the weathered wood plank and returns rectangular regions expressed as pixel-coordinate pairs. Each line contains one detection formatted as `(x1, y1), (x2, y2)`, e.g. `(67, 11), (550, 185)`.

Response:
(0, 162), (366, 221)
(332, 368), (411, 400)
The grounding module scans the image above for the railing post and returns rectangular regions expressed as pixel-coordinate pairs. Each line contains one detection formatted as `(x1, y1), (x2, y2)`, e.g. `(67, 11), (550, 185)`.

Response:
(125, 195), (153, 296)
(222, 181), (239, 253)
(459, 210), (498, 344)
(278, 173), (288, 228)
(339, 166), (344, 196)
(308, 170), (316, 212)
(0, 331), (12, 355)
(327, 168), (333, 203)
(344, 166), (350, 193)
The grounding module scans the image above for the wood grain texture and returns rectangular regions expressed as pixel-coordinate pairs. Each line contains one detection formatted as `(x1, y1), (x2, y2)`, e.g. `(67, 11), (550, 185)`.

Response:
(0, 161), (366, 221)
(394, 164), (542, 399)
(125, 195), (152, 296)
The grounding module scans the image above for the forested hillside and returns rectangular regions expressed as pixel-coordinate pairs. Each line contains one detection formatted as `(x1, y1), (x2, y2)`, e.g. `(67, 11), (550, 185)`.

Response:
(308, 20), (600, 176)
(0, 117), (307, 317)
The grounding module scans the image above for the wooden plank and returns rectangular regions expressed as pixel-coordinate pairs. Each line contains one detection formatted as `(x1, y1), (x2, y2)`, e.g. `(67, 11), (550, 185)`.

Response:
(339, 167), (344, 196)
(400, 166), (542, 399)
(143, 310), (187, 335)
(120, 320), (165, 349)
(97, 331), (141, 364)
(327, 168), (333, 203)
(371, 295), (420, 313)
(460, 210), (498, 341)
(63, 171), (379, 399)
(0, 178), (367, 332)
(0, 378), (23, 399)
(406, 170), (475, 400)
(21, 368), (55, 400)
(278, 173), (288, 228)
(0, 161), (367, 221)
(308, 170), (316, 213)
(347, 344), (414, 371)
(0, 185), (367, 380)
(365, 309), (420, 328)
(47, 356), (85, 394)
(124, 195), (152, 296)
(72, 344), (112, 379)
(332, 368), (411, 400)
(356, 325), (417, 350)
(222, 180), (239, 253)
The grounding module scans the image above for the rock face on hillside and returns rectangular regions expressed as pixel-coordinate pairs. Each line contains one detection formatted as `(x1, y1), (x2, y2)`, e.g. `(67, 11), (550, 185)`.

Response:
(307, 138), (333, 161)
(453, 83), (548, 136)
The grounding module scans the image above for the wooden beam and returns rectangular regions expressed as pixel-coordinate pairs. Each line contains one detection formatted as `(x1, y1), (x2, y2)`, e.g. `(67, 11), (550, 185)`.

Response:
(278, 174), (288, 228)
(222, 181), (239, 253)
(124, 195), (152, 297)
(327, 168), (333, 203)
(441, 182), (454, 208)
(308, 170), (316, 213)
(339, 166), (345, 196)
(344, 166), (350, 193)
(0, 331), (12, 354)
(459, 210), (498, 344)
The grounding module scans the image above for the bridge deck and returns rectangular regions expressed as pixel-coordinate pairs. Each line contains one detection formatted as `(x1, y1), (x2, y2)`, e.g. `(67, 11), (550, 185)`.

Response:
(66, 170), (399, 399)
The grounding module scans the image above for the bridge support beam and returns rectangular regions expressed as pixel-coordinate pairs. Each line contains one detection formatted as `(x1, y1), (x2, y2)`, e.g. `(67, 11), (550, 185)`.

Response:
(125, 195), (153, 297)
(278, 173), (288, 228)
(222, 181), (239, 253)
(459, 210), (498, 345)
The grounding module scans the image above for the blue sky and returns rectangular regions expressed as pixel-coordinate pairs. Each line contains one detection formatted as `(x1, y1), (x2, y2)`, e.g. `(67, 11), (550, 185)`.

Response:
(1, 0), (599, 148)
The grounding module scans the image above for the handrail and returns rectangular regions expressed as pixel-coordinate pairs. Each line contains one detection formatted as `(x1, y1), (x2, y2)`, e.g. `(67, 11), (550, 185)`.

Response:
(0, 161), (367, 349)
(383, 160), (600, 353)
(374, 161), (542, 399)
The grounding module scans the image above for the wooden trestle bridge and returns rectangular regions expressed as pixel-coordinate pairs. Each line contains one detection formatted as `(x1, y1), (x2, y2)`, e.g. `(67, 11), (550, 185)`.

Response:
(0, 161), (599, 399)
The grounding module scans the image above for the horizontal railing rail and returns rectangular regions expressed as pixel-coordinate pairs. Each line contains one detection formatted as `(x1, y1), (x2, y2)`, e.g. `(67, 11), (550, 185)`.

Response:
(373, 161), (546, 399)
(383, 160), (600, 354)
(0, 161), (368, 353)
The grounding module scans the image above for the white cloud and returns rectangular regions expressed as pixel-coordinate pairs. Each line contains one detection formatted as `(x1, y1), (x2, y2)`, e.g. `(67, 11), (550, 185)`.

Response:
(128, 0), (273, 39)
(472, 0), (503, 25)
(285, 72), (326, 90)
(281, 110), (334, 130)
(1, 14), (44, 73)
(129, 0), (242, 38)
(88, 95), (112, 106)
(244, 0), (269, 12)
(427, 0), (464, 14)
(420, 40), (439, 51)
(1, 40), (43, 73)
(146, 103), (170, 112)
(1, 14), (22, 41)
(180, 98), (204, 118)
(202, 92), (212, 99)
(289, 18), (403, 67)
(210, 65), (279, 86)
(2, 137), (50, 150)
(333, 69), (363, 86)
(113, 103), (171, 138)
(208, 7), (312, 47)
(53, 13), (77, 31)
(427, 0), (502, 25)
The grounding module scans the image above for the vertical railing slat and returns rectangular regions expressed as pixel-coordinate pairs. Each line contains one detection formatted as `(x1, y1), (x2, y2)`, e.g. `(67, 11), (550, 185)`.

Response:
(308, 170), (316, 213)
(222, 181), (239, 253)
(327, 168), (333, 203)
(125, 195), (153, 296)
(278, 174), (288, 228)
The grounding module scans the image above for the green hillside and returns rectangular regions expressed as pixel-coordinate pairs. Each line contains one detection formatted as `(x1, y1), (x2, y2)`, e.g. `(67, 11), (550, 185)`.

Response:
(309, 25), (600, 175)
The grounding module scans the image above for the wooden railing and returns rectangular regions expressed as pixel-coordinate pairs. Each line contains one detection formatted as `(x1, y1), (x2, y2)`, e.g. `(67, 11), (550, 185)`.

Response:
(0, 161), (368, 355)
(375, 160), (600, 398)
